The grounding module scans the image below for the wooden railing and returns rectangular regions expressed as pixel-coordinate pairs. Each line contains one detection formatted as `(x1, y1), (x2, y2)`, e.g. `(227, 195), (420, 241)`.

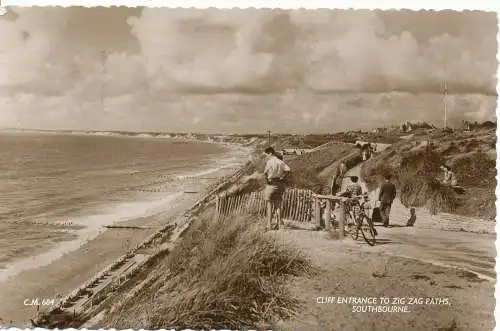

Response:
(312, 193), (350, 237)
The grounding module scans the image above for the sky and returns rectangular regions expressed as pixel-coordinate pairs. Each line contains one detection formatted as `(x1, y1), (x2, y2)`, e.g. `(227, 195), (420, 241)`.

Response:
(0, 7), (497, 133)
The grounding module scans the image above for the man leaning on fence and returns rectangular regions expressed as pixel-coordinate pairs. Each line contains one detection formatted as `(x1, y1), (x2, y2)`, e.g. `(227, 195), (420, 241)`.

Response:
(263, 147), (291, 231)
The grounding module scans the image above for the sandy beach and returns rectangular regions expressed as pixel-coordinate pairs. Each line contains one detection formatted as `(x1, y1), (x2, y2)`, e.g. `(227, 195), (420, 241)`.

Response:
(0, 143), (248, 326)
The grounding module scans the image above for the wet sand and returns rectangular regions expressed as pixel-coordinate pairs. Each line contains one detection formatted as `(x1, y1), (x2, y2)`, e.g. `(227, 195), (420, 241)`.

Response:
(0, 222), (82, 268)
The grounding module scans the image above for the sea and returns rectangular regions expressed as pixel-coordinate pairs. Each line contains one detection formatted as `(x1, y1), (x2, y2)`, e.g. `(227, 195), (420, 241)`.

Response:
(0, 131), (248, 279)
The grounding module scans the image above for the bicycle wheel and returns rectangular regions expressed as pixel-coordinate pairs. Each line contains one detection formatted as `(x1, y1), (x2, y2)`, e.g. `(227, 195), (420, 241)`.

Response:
(349, 201), (363, 240)
(347, 211), (360, 240)
(359, 215), (376, 246)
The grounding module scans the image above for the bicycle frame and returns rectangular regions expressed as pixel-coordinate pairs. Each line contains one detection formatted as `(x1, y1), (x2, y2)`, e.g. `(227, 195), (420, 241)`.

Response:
(345, 195), (376, 246)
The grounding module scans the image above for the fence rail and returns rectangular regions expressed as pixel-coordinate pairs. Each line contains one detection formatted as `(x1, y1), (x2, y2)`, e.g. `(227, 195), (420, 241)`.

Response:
(215, 189), (352, 237)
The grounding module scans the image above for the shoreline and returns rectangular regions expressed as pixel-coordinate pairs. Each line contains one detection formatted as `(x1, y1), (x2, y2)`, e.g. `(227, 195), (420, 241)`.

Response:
(0, 144), (251, 326)
(0, 138), (249, 271)
(0, 129), (249, 145)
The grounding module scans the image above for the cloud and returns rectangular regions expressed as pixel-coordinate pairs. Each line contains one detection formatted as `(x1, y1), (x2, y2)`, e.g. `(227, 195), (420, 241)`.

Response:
(127, 8), (275, 91)
(286, 10), (496, 95)
(0, 8), (496, 132)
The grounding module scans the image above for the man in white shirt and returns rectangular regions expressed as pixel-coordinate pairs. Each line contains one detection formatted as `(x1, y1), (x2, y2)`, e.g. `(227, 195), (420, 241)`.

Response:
(263, 147), (291, 230)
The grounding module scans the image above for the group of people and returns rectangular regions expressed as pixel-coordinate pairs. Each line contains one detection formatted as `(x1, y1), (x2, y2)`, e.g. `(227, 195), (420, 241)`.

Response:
(357, 142), (377, 161)
(260, 146), (400, 231)
(440, 165), (457, 186)
(331, 167), (397, 228)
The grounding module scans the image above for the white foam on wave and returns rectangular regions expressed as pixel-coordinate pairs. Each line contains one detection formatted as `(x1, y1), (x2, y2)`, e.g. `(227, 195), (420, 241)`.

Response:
(176, 145), (249, 180)
(176, 166), (223, 180)
(0, 192), (184, 283)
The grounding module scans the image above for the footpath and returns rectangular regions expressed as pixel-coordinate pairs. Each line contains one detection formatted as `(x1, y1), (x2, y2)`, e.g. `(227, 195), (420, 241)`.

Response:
(342, 163), (496, 281)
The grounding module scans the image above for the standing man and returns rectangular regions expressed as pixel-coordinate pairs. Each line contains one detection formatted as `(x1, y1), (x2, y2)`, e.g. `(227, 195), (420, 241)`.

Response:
(331, 161), (347, 195)
(337, 176), (363, 197)
(378, 174), (397, 227)
(263, 147), (291, 230)
(362, 145), (369, 161)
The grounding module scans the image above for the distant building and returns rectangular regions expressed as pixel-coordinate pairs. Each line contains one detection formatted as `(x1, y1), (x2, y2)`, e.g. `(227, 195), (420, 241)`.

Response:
(462, 120), (471, 131)
(373, 127), (388, 134)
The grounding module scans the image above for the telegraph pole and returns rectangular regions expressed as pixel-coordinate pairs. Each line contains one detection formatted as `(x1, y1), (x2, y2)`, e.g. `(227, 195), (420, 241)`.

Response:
(443, 80), (448, 129)
(100, 50), (108, 113)
(442, 61), (448, 129)
(0, 0), (6, 16)
(267, 130), (271, 146)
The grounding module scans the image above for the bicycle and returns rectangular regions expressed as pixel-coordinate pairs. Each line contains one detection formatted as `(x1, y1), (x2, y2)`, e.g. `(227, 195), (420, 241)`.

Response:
(350, 195), (377, 246)
(334, 194), (376, 246)
(327, 197), (361, 237)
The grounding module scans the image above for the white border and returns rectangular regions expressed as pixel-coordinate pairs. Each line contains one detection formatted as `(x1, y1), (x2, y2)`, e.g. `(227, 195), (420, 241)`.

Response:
(0, 2), (498, 331)
(495, 11), (500, 331)
(0, 0), (498, 10)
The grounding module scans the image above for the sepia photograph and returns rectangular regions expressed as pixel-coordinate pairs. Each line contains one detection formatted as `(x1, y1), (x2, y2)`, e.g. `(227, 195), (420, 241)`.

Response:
(0, 6), (497, 330)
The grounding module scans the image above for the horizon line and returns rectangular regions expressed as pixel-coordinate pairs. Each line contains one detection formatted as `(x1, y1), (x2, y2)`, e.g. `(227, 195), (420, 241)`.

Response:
(2, 120), (496, 136)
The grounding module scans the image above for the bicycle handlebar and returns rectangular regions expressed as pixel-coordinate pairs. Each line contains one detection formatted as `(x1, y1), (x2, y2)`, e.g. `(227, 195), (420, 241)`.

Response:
(349, 194), (369, 200)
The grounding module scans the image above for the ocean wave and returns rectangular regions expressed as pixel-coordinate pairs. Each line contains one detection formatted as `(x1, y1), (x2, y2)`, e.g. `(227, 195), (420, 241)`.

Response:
(0, 192), (185, 283)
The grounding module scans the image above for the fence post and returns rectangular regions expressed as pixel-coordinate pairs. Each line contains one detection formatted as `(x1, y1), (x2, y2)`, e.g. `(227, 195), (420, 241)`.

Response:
(314, 197), (321, 229)
(325, 199), (332, 231)
(213, 195), (219, 222)
(338, 200), (345, 238)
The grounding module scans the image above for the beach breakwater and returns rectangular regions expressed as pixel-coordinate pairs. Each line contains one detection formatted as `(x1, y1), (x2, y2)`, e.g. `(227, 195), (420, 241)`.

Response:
(34, 160), (254, 328)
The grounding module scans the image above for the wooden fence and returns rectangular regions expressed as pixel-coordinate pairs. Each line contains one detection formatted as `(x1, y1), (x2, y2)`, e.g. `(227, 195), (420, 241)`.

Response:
(215, 188), (314, 222)
(214, 189), (351, 237)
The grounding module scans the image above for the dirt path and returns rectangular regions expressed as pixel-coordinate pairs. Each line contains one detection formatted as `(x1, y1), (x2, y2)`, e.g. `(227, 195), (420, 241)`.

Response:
(345, 164), (494, 233)
(341, 164), (495, 280)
